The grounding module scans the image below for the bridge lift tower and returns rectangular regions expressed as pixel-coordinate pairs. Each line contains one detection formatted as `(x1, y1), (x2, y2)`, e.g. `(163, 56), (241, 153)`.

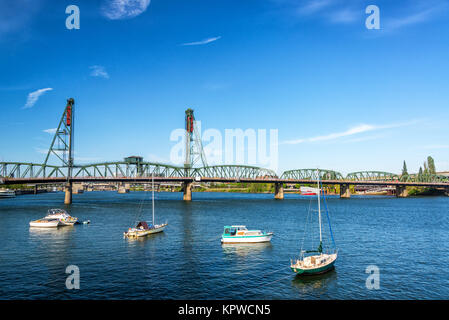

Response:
(40, 98), (75, 204)
(183, 108), (207, 200)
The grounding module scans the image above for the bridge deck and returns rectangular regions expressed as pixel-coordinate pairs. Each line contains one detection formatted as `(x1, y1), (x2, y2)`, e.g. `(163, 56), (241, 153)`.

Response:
(2, 177), (448, 188)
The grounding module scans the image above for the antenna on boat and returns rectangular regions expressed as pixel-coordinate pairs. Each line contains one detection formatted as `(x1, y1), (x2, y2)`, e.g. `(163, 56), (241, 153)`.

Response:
(317, 169), (322, 248)
(152, 174), (155, 226)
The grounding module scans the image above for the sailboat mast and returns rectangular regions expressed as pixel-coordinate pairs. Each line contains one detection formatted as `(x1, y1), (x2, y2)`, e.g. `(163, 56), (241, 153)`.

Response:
(317, 169), (322, 243)
(152, 175), (155, 226)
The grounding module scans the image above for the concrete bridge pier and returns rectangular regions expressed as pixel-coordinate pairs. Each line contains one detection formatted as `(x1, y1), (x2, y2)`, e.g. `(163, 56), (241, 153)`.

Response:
(182, 182), (192, 201)
(118, 183), (130, 194)
(445, 188), (449, 197)
(340, 184), (351, 199)
(396, 185), (409, 198)
(72, 183), (84, 194)
(34, 185), (38, 195)
(274, 183), (284, 200)
(64, 182), (72, 205)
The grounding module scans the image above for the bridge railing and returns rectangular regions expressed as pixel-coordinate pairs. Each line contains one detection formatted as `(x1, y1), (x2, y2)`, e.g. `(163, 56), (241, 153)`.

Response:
(400, 174), (449, 183)
(280, 169), (344, 181)
(0, 162), (67, 179)
(345, 171), (400, 182)
(190, 165), (278, 180)
(72, 162), (186, 178)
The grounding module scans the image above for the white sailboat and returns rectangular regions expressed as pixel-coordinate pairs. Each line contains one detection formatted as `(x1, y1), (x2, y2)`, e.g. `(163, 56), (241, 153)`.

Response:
(124, 176), (167, 238)
(291, 170), (338, 275)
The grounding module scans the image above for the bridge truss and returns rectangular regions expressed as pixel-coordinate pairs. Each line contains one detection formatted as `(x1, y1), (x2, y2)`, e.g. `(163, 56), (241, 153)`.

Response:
(281, 169), (344, 181)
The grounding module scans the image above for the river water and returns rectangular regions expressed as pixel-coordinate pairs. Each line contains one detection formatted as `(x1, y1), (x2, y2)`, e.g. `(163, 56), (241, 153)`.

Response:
(0, 191), (447, 299)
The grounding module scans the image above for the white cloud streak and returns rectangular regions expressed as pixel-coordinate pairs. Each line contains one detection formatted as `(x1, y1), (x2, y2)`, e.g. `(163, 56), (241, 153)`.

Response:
(181, 36), (222, 46)
(282, 120), (419, 145)
(89, 65), (109, 79)
(23, 88), (53, 109)
(297, 0), (334, 15)
(43, 128), (57, 134)
(101, 0), (151, 20)
(384, 0), (448, 31)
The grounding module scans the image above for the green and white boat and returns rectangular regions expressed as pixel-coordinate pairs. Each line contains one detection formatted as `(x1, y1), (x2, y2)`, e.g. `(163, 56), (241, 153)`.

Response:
(221, 226), (273, 243)
(291, 171), (338, 275)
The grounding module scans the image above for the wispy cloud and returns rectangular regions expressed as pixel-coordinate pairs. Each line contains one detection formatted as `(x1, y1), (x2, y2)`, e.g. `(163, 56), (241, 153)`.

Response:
(328, 8), (359, 24)
(89, 65), (109, 79)
(181, 36), (222, 46)
(282, 120), (418, 145)
(0, 0), (41, 40)
(101, 0), (151, 20)
(384, 0), (448, 31)
(23, 88), (53, 109)
(43, 128), (57, 134)
(297, 0), (334, 15)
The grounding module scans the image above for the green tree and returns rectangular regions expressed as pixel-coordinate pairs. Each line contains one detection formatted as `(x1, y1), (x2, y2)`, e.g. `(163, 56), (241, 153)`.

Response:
(418, 167), (423, 181)
(427, 156), (436, 174)
(423, 162), (428, 175)
(402, 161), (408, 176)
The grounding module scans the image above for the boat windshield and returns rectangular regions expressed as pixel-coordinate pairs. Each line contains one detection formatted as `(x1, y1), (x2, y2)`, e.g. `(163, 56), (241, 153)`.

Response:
(48, 209), (68, 215)
(223, 227), (237, 236)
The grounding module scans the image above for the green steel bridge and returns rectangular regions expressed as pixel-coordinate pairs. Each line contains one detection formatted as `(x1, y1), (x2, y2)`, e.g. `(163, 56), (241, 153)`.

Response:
(1, 99), (448, 202)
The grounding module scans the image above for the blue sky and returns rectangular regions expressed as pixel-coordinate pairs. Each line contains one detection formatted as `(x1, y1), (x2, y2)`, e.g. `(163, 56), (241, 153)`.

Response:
(1, 0), (449, 175)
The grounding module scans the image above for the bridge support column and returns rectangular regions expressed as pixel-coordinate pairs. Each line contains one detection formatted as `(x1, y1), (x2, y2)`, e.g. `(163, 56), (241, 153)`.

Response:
(182, 182), (192, 201)
(34, 185), (38, 195)
(445, 188), (449, 197)
(274, 183), (284, 200)
(118, 183), (130, 194)
(64, 182), (72, 205)
(340, 184), (351, 199)
(72, 183), (84, 194)
(396, 185), (409, 198)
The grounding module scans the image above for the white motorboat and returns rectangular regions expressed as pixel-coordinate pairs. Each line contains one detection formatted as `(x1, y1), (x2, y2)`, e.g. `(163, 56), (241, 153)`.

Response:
(221, 226), (273, 243)
(29, 218), (60, 228)
(44, 209), (78, 226)
(0, 189), (16, 198)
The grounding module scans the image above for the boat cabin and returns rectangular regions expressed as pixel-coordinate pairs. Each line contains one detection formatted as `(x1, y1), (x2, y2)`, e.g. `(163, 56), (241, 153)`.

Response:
(223, 225), (247, 236)
(136, 221), (154, 230)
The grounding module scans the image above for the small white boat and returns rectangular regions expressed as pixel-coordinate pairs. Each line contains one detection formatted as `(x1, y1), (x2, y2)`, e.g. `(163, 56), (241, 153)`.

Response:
(0, 189), (16, 198)
(291, 170), (338, 276)
(44, 209), (78, 226)
(29, 218), (60, 228)
(124, 221), (168, 238)
(124, 175), (168, 238)
(221, 226), (273, 243)
(300, 186), (320, 196)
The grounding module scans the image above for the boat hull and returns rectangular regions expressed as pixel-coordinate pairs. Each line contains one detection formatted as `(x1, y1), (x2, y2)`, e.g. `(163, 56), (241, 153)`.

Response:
(124, 223), (167, 238)
(221, 233), (273, 244)
(57, 220), (77, 226)
(0, 191), (16, 198)
(291, 253), (337, 275)
(29, 220), (60, 228)
(291, 261), (335, 275)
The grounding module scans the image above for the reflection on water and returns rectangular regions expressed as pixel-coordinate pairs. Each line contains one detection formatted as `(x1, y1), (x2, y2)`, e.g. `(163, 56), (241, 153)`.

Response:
(291, 268), (338, 296)
(29, 226), (75, 239)
(222, 242), (273, 257)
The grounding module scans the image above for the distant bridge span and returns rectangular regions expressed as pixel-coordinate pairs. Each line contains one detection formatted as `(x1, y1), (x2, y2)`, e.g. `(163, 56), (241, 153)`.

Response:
(2, 162), (449, 200)
(1, 99), (448, 202)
